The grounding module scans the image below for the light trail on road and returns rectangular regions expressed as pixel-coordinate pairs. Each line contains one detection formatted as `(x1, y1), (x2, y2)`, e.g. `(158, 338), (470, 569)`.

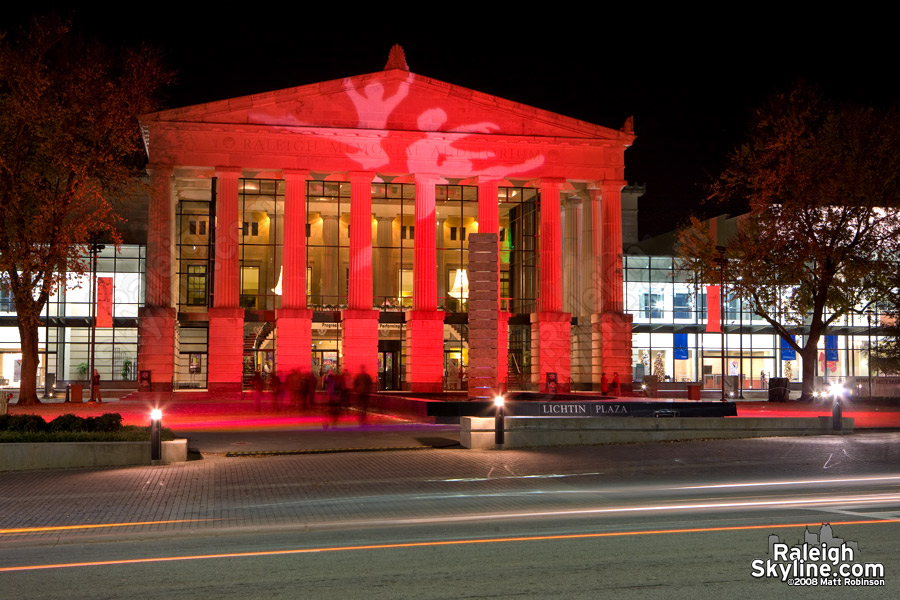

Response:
(0, 518), (220, 536)
(338, 492), (900, 527)
(4, 488), (900, 538)
(674, 474), (900, 490)
(2, 517), (898, 573)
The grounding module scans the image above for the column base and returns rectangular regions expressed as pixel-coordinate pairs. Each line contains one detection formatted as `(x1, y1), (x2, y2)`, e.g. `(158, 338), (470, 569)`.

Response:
(406, 310), (444, 393)
(208, 308), (244, 387)
(137, 306), (175, 392)
(277, 308), (313, 374)
(531, 312), (572, 393)
(592, 311), (633, 390)
(341, 309), (379, 379)
(207, 382), (243, 394)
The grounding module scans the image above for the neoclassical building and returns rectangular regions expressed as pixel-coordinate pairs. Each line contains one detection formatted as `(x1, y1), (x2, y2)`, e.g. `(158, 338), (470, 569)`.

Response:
(137, 46), (635, 394)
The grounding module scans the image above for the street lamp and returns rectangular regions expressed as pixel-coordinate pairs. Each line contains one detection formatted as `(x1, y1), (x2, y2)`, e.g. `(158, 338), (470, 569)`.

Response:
(150, 408), (163, 462)
(715, 246), (727, 402)
(494, 395), (505, 446)
(88, 235), (105, 399)
(829, 382), (844, 431)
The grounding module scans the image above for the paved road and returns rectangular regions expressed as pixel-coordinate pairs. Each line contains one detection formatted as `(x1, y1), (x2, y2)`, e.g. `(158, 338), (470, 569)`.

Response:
(2, 433), (899, 597)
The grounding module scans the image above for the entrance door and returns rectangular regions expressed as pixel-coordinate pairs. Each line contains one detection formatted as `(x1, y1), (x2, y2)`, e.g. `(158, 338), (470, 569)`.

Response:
(378, 351), (394, 390)
(377, 339), (401, 391)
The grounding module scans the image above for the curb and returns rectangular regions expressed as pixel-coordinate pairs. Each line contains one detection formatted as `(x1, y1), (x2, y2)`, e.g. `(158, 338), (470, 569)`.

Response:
(224, 445), (452, 457)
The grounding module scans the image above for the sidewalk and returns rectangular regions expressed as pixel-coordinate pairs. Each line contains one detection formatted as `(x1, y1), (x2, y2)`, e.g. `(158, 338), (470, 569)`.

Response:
(6, 391), (900, 455)
(5, 391), (461, 454)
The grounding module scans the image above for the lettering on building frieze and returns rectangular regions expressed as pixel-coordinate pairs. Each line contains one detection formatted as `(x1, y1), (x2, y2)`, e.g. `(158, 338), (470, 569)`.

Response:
(236, 138), (322, 154)
(219, 135), (544, 163)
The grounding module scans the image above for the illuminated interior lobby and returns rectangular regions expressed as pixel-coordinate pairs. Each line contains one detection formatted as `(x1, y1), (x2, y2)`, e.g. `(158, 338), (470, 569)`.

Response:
(137, 46), (637, 394)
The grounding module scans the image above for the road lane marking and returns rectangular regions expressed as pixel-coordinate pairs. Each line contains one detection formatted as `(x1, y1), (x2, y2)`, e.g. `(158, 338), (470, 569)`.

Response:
(1, 518), (898, 572)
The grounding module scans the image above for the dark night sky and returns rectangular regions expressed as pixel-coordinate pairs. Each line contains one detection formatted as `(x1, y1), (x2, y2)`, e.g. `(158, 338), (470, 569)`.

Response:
(5, 6), (897, 237)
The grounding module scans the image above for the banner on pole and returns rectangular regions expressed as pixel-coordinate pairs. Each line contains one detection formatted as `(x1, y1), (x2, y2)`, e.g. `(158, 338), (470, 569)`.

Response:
(97, 277), (113, 328)
(705, 285), (721, 333)
(781, 335), (796, 361)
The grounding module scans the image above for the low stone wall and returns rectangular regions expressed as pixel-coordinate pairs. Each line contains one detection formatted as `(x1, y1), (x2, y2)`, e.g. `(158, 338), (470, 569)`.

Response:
(0, 439), (188, 472)
(460, 416), (854, 449)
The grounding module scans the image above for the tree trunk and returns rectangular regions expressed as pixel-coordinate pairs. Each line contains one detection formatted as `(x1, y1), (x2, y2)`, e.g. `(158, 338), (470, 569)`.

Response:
(16, 320), (41, 405)
(799, 342), (818, 402)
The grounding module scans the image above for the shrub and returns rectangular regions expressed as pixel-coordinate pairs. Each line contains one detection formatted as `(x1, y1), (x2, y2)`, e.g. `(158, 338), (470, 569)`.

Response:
(48, 414), (87, 432)
(88, 413), (123, 432)
(0, 414), (48, 433)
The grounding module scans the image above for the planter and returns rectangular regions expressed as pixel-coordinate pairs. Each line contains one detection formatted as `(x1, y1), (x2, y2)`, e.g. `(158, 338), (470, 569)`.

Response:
(0, 439), (188, 472)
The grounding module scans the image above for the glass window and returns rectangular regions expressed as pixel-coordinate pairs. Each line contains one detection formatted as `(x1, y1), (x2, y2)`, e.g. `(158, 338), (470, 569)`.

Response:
(307, 180), (349, 309)
(175, 180), (212, 313)
(187, 265), (207, 306)
(239, 178), (283, 311)
(674, 292), (692, 320)
(438, 184), (478, 313)
(641, 292), (664, 319)
(499, 187), (537, 314)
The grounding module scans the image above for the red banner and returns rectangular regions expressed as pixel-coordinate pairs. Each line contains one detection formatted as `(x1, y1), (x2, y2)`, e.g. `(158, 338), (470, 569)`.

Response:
(706, 285), (721, 333)
(97, 277), (113, 328)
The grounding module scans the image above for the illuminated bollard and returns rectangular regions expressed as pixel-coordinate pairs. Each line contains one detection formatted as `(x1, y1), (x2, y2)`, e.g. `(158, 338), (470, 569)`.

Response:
(494, 396), (505, 446)
(150, 409), (162, 461)
(829, 382), (844, 432)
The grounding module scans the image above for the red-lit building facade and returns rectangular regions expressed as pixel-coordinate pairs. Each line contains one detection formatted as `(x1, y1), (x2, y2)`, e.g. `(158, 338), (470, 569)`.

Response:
(137, 47), (635, 394)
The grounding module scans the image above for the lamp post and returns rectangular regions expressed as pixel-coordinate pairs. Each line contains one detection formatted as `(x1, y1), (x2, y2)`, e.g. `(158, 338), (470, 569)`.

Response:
(150, 408), (162, 462)
(715, 246), (727, 402)
(494, 395), (505, 446)
(88, 235), (105, 397)
(867, 310), (873, 401)
(738, 287), (744, 399)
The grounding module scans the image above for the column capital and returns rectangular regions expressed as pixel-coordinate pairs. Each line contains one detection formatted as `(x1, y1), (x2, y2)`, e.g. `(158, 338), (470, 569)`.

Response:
(348, 171), (375, 183)
(145, 164), (174, 177)
(375, 215), (394, 223)
(413, 172), (441, 183)
(540, 177), (566, 189)
(565, 195), (583, 206)
(215, 166), (242, 178)
(589, 179), (627, 193)
(282, 169), (310, 181)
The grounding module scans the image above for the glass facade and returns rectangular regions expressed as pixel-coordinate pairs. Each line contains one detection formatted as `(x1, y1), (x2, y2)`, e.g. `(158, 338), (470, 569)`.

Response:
(624, 255), (888, 389)
(239, 178), (284, 311)
(0, 245), (144, 389)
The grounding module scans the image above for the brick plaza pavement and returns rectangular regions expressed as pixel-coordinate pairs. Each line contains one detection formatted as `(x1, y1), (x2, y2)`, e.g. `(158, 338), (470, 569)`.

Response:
(4, 431), (900, 549)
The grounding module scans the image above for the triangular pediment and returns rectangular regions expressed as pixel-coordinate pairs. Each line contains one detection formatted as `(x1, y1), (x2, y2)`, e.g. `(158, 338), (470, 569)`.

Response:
(143, 69), (632, 142)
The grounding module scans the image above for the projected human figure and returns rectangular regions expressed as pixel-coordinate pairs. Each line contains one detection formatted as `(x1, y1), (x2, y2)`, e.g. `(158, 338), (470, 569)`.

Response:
(344, 74), (413, 129)
(408, 109), (544, 177)
(343, 74), (413, 169)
